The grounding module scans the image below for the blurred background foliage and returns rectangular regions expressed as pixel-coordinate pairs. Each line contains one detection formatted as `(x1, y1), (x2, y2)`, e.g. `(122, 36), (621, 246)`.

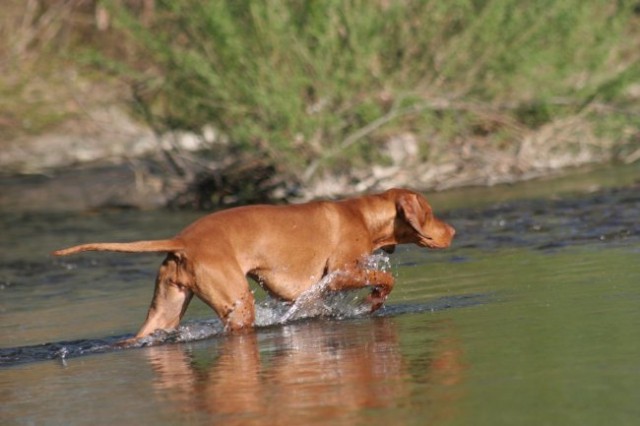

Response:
(2, 0), (639, 184)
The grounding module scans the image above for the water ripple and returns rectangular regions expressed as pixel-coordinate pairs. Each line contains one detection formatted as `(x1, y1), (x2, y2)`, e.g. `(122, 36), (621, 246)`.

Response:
(0, 291), (489, 368)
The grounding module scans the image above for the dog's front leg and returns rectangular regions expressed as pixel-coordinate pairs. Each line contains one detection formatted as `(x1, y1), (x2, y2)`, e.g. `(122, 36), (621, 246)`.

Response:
(220, 290), (256, 332)
(327, 266), (395, 312)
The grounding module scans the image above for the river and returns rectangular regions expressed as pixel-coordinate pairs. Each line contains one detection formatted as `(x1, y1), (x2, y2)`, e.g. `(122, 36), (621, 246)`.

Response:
(1, 164), (639, 425)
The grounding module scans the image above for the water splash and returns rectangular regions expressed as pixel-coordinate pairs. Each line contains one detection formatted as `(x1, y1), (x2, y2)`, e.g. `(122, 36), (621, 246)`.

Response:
(1, 253), (410, 365)
(100, 253), (394, 350)
(361, 251), (392, 272)
(0, 292), (490, 367)
(255, 277), (371, 326)
(133, 319), (226, 347)
(256, 252), (393, 325)
(129, 277), (375, 348)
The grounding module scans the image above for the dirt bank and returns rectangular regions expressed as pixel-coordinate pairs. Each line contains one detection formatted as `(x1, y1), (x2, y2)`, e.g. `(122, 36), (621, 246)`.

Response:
(1, 99), (638, 213)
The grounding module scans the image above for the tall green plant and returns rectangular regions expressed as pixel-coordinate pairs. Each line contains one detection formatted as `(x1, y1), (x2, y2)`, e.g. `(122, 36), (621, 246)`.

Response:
(100, 0), (639, 175)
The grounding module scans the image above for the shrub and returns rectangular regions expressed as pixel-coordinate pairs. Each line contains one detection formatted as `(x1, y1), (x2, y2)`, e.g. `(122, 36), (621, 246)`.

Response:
(97, 0), (639, 180)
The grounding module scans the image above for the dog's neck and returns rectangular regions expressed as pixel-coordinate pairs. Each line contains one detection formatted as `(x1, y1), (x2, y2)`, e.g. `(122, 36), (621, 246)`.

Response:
(356, 194), (400, 250)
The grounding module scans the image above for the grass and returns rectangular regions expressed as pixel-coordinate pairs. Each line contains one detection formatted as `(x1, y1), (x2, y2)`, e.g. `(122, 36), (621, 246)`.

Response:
(2, 0), (639, 194)
(95, 0), (639, 177)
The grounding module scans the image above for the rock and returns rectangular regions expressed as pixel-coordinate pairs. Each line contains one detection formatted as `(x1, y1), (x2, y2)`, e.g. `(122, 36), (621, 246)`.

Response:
(0, 106), (156, 174)
(384, 132), (419, 166)
(0, 163), (167, 212)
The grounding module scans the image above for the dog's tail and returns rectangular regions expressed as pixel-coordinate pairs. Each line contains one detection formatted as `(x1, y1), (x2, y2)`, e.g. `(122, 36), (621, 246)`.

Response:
(52, 239), (185, 256)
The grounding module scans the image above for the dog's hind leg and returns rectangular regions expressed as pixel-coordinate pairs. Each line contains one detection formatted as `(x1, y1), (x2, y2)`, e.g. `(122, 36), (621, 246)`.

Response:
(135, 253), (195, 338)
(192, 257), (256, 332)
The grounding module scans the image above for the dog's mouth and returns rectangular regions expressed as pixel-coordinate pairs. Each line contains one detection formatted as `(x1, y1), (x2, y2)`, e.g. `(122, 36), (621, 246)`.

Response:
(418, 235), (452, 249)
(418, 223), (455, 249)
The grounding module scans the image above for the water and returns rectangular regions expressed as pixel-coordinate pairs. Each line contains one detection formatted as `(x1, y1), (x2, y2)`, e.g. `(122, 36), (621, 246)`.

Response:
(1, 164), (639, 425)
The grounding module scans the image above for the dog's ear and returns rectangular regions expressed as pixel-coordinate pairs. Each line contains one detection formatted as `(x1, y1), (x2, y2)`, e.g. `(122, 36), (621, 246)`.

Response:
(396, 193), (428, 236)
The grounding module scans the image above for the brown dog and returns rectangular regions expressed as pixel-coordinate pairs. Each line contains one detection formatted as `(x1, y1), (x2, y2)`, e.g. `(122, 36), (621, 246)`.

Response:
(53, 188), (455, 339)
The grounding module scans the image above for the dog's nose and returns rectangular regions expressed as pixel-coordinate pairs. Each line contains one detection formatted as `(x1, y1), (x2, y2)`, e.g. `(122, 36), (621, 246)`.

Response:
(447, 224), (456, 237)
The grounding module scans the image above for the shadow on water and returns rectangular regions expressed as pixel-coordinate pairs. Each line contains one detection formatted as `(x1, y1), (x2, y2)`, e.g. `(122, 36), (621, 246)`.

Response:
(0, 292), (489, 367)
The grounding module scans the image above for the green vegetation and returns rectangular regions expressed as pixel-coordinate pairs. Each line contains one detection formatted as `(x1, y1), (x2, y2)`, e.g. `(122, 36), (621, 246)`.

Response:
(94, 0), (639, 178)
(2, 0), (639, 192)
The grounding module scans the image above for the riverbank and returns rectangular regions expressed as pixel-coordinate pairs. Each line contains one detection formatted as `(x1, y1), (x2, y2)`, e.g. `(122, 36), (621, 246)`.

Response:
(1, 65), (638, 211)
(1, 1), (639, 212)
(0, 101), (638, 213)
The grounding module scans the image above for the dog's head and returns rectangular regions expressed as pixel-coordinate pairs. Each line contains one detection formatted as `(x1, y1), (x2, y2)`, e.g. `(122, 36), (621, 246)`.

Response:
(389, 189), (455, 249)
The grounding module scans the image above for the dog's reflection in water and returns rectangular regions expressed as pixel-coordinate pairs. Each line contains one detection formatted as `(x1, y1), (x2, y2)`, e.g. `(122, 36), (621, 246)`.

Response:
(146, 317), (465, 425)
